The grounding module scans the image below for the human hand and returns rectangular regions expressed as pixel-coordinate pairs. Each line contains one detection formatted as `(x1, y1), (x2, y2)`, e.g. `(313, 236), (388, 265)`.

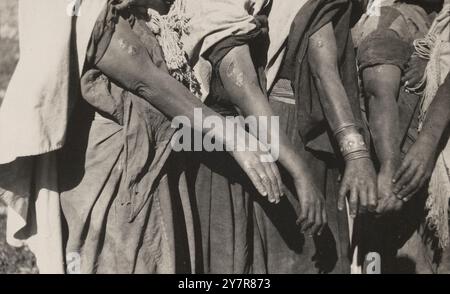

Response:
(376, 164), (403, 214)
(402, 55), (428, 88)
(231, 137), (283, 204)
(294, 174), (328, 236)
(392, 137), (437, 202)
(338, 158), (378, 217)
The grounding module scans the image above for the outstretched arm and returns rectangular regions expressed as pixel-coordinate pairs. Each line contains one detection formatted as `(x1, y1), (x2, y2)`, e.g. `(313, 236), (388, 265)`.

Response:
(362, 64), (404, 213)
(219, 45), (327, 235)
(94, 15), (281, 199)
(393, 73), (450, 201)
(307, 22), (378, 217)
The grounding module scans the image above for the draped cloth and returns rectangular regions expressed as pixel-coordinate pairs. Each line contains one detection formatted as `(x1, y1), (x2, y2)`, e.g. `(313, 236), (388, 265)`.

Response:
(184, 0), (356, 273)
(0, 0), (197, 274)
(58, 3), (196, 273)
(0, 0), (106, 273)
(261, 0), (358, 274)
(182, 0), (310, 100)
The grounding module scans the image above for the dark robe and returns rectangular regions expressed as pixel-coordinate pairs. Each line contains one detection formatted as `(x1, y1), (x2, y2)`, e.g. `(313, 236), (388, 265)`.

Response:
(192, 0), (357, 274)
(58, 3), (196, 274)
(353, 2), (433, 273)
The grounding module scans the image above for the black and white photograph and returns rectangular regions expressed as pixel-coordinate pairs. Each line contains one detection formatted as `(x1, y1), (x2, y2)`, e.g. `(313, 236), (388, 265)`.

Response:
(0, 0), (449, 280)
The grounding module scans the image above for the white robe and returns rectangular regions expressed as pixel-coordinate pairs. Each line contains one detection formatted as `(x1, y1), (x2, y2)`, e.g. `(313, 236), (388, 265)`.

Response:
(0, 0), (106, 273)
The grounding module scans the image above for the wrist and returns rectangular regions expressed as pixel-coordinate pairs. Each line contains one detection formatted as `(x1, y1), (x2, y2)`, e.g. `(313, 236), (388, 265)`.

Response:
(281, 152), (308, 178)
(417, 132), (438, 146)
(380, 158), (400, 172)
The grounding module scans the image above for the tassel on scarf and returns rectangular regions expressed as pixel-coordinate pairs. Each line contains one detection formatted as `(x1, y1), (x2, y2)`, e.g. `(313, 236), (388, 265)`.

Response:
(426, 154), (450, 249)
(147, 0), (202, 97)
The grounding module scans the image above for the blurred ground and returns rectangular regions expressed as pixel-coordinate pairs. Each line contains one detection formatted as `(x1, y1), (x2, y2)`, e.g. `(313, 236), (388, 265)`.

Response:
(0, 0), (38, 274)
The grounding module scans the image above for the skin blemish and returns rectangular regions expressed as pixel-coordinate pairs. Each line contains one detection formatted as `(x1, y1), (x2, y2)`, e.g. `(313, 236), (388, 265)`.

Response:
(226, 61), (244, 88)
(128, 45), (138, 56)
(119, 39), (128, 50)
(235, 72), (244, 87)
(312, 39), (324, 48)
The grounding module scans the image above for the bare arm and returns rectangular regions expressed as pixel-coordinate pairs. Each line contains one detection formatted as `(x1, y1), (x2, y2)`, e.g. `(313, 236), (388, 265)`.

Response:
(219, 46), (313, 185)
(94, 15), (281, 198)
(308, 22), (378, 216)
(394, 73), (450, 200)
(219, 45), (327, 234)
(362, 65), (405, 213)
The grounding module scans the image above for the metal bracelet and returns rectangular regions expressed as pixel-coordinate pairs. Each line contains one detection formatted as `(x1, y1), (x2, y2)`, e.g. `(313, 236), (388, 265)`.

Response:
(339, 132), (370, 161)
(333, 123), (359, 137)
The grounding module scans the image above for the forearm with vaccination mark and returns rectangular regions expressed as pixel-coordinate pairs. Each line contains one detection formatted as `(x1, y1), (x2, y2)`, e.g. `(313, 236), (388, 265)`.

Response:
(94, 14), (240, 148)
(219, 45), (312, 174)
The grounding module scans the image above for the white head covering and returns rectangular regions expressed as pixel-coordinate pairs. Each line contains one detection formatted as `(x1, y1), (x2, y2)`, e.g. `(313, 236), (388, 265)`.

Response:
(182, 0), (310, 100)
(0, 0), (105, 164)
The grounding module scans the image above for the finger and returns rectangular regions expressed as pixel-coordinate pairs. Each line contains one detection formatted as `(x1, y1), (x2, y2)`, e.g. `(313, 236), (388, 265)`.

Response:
(260, 173), (276, 203)
(268, 162), (283, 202)
(388, 197), (404, 213)
(393, 159), (412, 183)
(338, 182), (349, 211)
(318, 206), (328, 236)
(272, 163), (284, 198)
(247, 168), (267, 197)
(303, 206), (316, 235)
(408, 74), (421, 87)
(379, 197), (395, 214)
(358, 185), (368, 214)
(393, 163), (417, 194)
(401, 68), (413, 84)
(397, 169), (423, 199)
(253, 161), (273, 199)
(367, 183), (378, 212)
(403, 175), (428, 202)
(349, 186), (359, 218)
(403, 187), (421, 203)
(403, 70), (416, 85)
(393, 199), (403, 212)
(261, 164), (277, 203)
(297, 200), (309, 228)
(376, 197), (388, 215)
(312, 202), (323, 235)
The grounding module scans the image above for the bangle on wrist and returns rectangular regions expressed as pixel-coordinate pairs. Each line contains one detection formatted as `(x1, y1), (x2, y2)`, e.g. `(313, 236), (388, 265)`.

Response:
(333, 122), (359, 137)
(338, 132), (370, 161)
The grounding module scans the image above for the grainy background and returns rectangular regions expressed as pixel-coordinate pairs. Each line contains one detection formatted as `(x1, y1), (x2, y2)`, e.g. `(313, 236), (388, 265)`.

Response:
(0, 0), (38, 274)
